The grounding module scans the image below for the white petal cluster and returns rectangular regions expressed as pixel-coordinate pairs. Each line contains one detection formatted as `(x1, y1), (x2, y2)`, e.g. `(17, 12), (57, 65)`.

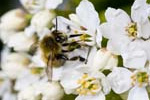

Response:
(18, 81), (64, 100)
(25, 10), (55, 38)
(1, 50), (30, 79)
(0, 9), (28, 43)
(20, 0), (63, 14)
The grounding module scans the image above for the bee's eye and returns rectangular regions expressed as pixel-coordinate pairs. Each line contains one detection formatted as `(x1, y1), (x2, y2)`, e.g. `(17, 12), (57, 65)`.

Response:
(55, 35), (67, 43)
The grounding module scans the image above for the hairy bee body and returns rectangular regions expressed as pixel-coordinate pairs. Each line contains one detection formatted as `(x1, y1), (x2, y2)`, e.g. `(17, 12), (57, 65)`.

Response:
(40, 30), (67, 68)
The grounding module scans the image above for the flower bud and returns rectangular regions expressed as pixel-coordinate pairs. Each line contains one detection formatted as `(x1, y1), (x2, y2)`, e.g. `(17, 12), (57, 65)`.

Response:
(7, 32), (36, 51)
(20, 0), (63, 14)
(92, 48), (118, 71)
(1, 52), (30, 79)
(39, 81), (64, 100)
(25, 10), (55, 37)
(18, 81), (64, 100)
(32, 10), (55, 29)
(20, 0), (45, 14)
(0, 30), (16, 44)
(0, 9), (27, 31)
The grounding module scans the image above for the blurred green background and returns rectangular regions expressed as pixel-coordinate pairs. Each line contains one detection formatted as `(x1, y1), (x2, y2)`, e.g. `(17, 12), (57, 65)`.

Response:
(0, 0), (149, 99)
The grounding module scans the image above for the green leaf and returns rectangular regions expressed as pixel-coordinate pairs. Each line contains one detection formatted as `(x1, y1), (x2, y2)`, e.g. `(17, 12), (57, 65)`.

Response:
(106, 90), (123, 100)
(101, 37), (108, 48)
(62, 94), (77, 100)
(118, 56), (123, 67)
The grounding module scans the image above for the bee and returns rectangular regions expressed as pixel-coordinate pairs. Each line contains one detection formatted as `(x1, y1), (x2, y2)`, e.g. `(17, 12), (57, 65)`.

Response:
(31, 17), (90, 82)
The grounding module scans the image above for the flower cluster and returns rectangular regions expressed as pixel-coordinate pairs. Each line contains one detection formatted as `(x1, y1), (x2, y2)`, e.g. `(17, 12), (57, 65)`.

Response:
(0, 0), (150, 100)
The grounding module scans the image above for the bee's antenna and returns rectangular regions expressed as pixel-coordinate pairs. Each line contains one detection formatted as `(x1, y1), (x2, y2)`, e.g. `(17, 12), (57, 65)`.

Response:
(56, 16), (58, 32)
(85, 46), (92, 64)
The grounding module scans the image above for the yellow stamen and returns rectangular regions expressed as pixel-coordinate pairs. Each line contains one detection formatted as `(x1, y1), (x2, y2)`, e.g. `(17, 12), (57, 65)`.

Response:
(126, 22), (137, 38)
(76, 73), (100, 95)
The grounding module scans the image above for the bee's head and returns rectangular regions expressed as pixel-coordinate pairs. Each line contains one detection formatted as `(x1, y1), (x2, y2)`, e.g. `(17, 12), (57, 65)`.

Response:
(52, 30), (67, 43)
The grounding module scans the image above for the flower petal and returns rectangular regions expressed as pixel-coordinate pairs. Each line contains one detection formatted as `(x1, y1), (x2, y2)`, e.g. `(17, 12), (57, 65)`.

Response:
(75, 92), (105, 100)
(100, 23), (111, 39)
(131, 0), (149, 22)
(105, 7), (131, 27)
(53, 16), (77, 33)
(137, 18), (150, 39)
(45, 0), (63, 9)
(7, 32), (36, 51)
(76, 0), (100, 32)
(107, 36), (130, 55)
(96, 27), (102, 48)
(52, 67), (63, 81)
(128, 86), (149, 100)
(107, 67), (132, 94)
(122, 40), (147, 69)
(60, 68), (82, 94)
(131, 0), (150, 39)
(122, 50), (147, 69)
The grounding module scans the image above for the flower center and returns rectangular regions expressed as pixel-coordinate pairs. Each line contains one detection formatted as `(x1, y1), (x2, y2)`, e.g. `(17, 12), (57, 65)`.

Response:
(131, 72), (149, 87)
(76, 73), (100, 95)
(126, 22), (137, 38)
(79, 33), (92, 42)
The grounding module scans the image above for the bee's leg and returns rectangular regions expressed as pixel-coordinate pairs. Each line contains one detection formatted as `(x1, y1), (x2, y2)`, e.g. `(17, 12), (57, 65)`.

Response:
(62, 42), (81, 53)
(69, 56), (86, 62)
(56, 54), (69, 60)
(62, 49), (72, 53)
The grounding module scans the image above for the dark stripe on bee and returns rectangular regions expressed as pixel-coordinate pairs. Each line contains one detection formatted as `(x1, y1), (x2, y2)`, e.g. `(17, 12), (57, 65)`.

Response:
(69, 34), (83, 38)
(69, 56), (86, 62)
(56, 54), (69, 60)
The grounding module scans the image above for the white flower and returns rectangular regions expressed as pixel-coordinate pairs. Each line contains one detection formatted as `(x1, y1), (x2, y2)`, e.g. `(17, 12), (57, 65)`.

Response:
(20, 0), (63, 14)
(18, 81), (64, 100)
(0, 72), (11, 97)
(1, 51), (30, 79)
(100, 0), (150, 69)
(0, 30), (17, 44)
(60, 64), (111, 100)
(37, 81), (64, 100)
(14, 69), (42, 91)
(25, 10), (54, 38)
(0, 9), (28, 43)
(31, 49), (47, 67)
(7, 32), (36, 51)
(54, 0), (102, 46)
(92, 48), (118, 71)
(107, 67), (150, 100)
(2, 92), (17, 100)
(18, 84), (39, 100)
(0, 70), (17, 100)
(0, 9), (27, 31)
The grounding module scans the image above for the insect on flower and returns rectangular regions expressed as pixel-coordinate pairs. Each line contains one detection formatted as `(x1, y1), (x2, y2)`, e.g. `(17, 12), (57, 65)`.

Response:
(31, 17), (91, 82)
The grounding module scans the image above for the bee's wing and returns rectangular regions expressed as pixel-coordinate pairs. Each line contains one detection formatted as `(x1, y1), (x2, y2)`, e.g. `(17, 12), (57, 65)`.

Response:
(46, 52), (53, 82)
